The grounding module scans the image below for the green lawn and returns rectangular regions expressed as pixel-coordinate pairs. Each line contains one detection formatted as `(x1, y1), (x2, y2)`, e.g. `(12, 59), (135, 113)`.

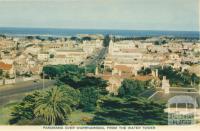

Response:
(0, 102), (18, 125)
(67, 110), (95, 125)
(0, 104), (95, 125)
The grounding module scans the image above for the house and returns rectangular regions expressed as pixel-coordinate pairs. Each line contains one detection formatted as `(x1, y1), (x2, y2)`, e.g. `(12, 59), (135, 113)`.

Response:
(0, 62), (15, 77)
(48, 49), (86, 65)
(37, 53), (50, 61)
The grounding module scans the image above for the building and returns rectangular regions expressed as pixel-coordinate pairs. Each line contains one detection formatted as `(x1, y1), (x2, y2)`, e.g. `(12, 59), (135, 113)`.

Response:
(48, 49), (87, 65)
(162, 76), (170, 94)
(0, 62), (15, 77)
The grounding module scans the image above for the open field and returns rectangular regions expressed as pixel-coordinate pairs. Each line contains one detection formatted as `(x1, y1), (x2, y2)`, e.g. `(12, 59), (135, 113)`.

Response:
(0, 103), (95, 125)
(0, 102), (18, 125)
(68, 110), (95, 125)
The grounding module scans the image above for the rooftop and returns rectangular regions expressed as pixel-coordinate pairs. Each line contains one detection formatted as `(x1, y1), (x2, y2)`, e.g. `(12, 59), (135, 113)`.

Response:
(0, 62), (12, 70)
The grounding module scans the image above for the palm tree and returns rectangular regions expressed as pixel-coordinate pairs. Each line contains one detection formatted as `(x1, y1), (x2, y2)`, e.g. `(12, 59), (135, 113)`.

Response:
(34, 87), (72, 125)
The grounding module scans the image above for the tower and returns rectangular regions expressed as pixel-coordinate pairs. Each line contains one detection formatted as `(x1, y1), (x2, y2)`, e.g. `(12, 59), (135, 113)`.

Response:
(95, 66), (99, 76)
(108, 40), (114, 55)
(118, 70), (122, 76)
(155, 69), (158, 77)
(162, 76), (170, 94)
(198, 83), (200, 95)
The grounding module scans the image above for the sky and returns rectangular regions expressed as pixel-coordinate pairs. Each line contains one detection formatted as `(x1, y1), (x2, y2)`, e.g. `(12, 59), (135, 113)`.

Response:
(0, 0), (199, 31)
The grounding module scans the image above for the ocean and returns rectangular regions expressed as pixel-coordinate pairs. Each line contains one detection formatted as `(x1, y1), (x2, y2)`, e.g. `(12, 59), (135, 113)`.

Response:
(0, 27), (199, 38)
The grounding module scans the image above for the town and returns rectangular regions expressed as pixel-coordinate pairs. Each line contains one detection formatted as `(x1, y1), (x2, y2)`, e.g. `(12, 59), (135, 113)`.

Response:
(0, 35), (200, 89)
(0, 34), (200, 125)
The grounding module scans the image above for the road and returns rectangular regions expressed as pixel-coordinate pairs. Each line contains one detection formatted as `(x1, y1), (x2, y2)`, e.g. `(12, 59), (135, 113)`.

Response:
(84, 47), (108, 66)
(0, 79), (56, 106)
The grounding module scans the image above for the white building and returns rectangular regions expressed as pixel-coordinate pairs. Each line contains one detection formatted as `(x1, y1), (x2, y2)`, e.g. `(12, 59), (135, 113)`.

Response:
(37, 53), (50, 61)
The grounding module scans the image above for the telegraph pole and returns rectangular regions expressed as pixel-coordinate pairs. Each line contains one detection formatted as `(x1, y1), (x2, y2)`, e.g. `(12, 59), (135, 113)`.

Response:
(43, 71), (45, 90)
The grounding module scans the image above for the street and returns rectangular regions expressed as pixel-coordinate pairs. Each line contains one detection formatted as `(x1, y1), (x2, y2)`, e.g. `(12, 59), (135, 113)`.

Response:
(84, 47), (108, 66)
(0, 79), (56, 106)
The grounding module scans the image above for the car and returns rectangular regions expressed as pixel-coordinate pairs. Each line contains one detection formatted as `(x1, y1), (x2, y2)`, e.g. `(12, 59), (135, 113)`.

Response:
(33, 80), (39, 83)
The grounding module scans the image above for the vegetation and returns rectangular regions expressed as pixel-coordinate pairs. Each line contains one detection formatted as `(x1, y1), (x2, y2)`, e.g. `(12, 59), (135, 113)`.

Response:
(43, 64), (85, 78)
(90, 96), (167, 125)
(49, 54), (54, 58)
(8, 64), (169, 125)
(118, 79), (151, 98)
(34, 87), (72, 125)
(157, 66), (200, 87)
(48, 37), (58, 41)
(113, 36), (150, 42)
(82, 36), (92, 41)
(0, 34), (6, 38)
(25, 36), (34, 40)
(79, 87), (99, 112)
(138, 66), (200, 87)
(59, 75), (108, 112)
(0, 69), (3, 76)
(35, 36), (45, 41)
(70, 36), (80, 41)
(138, 67), (152, 75)
(68, 110), (94, 125)
(85, 64), (96, 73)
(154, 40), (167, 45)
(9, 91), (41, 124)
(9, 85), (80, 125)
(103, 35), (110, 47)
(0, 102), (18, 125)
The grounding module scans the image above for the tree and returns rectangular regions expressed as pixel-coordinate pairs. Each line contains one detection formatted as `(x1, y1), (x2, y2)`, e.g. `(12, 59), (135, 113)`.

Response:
(90, 96), (167, 125)
(0, 34), (6, 38)
(34, 87), (72, 125)
(82, 36), (92, 41)
(154, 41), (160, 45)
(138, 67), (152, 75)
(59, 75), (108, 112)
(79, 87), (99, 112)
(78, 76), (108, 94)
(26, 36), (34, 40)
(10, 85), (78, 125)
(154, 40), (167, 45)
(103, 35), (110, 47)
(85, 65), (96, 73)
(57, 67), (108, 94)
(35, 36), (45, 41)
(70, 36), (79, 41)
(161, 40), (167, 44)
(50, 54), (54, 58)
(118, 79), (149, 97)
(9, 91), (41, 124)
(0, 69), (3, 76)
(157, 66), (200, 87)
(191, 73), (199, 85)
(16, 42), (20, 50)
(48, 37), (56, 41)
(42, 65), (64, 78)
(43, 64), (85, 79)
(59, 85), (80, 109)
(5, 72), (9, 78)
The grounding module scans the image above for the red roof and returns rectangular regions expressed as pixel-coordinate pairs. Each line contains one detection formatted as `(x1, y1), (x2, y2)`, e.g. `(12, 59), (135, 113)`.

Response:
(121, 49), (135, 52)
(56, 55), (66, 58)
(0, 62), (12, 70)
(133, 75), (153, 81)
(114, 65), (132, 72)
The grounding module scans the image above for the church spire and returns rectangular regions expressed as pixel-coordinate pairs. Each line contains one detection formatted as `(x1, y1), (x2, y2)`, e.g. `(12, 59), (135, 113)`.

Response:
(95, 66), (99, 76)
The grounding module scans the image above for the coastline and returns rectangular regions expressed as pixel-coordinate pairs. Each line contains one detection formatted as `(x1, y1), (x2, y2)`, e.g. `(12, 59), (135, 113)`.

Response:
(0, 27), (199, 38)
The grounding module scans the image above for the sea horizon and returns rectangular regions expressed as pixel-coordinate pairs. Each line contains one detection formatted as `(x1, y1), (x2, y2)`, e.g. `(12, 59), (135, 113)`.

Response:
(0, 27), (199, 38)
